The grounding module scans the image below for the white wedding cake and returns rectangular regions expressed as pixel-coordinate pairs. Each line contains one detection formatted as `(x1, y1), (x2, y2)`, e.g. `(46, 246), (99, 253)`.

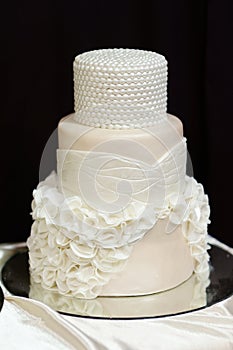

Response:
(27, 49), (210, 299)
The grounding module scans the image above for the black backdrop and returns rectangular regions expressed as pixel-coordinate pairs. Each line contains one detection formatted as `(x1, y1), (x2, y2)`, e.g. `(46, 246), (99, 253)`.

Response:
(2, 0), (233, 245)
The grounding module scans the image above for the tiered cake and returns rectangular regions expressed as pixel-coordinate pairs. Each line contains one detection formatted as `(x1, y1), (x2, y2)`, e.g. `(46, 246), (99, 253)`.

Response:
(27, 49), (210, 299)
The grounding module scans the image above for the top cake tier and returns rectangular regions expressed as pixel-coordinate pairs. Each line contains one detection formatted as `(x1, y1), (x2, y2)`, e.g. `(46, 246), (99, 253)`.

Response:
(73, 49), (168, 129)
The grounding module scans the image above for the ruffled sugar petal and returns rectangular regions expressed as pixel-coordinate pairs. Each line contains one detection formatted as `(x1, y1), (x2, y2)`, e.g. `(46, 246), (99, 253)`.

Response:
(95, 268), (112, 283)
(189, 239), (208, 256)
(27, 229), (48, 251)
(40, 245), (54, 259)
(42, 267), (57, 288)
(29, 220), (39, 236)
(46, 247), (68, 268)
(55, 231), (71, 247)
(66, 248), (91, 265)
(28, 251), (44, 270)
(169, 211), (182, 225)
(187, 230), (206, 244)
(33, 188), (44, 205)
(65, 196), (83, 210)
(47, 231), (56, 249)
(37, 219), (49, 234)
(59, 207), (76, 227)
(93, 246), (130, 273)
(70, 241), (97, 259)
(183, 176), (199, 199)
(193, 206), (201, 222)
(156, 206), (171, 220)
(56, 275), (71, 295)
(44, 187), (64, 206)
(30, 273), (42, 284)
(45, 204), (59, 221)
(94, 227), (124, 248)
(97, 245), (132, 261)
(93, 257), (127, 273)
(59, 226), (79, 240)
(66, 276), (94, 298)
(195, 259), (210, 274)
(98, 211), (124, 226)
(31, 199), (36, 212)
(74, 265), (96, 283)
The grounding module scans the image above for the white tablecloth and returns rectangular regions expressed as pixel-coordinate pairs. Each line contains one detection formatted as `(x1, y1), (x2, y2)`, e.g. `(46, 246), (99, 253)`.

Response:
(0, 237), (232, 350)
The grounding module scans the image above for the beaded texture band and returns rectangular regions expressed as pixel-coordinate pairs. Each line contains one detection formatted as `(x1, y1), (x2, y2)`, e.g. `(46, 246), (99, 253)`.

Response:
(73, 49), (168, 129)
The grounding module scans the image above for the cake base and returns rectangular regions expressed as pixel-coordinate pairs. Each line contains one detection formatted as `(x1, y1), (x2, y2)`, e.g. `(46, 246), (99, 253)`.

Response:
(1, 244), (233, 319)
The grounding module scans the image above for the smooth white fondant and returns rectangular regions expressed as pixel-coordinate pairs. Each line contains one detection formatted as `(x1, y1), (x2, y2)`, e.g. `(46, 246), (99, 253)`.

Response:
(73, 49), (167, 128)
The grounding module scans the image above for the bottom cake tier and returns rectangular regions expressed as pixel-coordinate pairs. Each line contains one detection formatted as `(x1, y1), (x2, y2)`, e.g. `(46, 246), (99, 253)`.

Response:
(27, 172), (210, 299)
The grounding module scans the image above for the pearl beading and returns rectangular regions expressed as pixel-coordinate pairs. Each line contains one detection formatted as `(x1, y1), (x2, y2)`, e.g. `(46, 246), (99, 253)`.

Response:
(73, 49), (168, 129)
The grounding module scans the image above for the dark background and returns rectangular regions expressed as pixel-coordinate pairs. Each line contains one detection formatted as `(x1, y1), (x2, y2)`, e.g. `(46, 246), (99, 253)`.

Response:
(2, 0), (233, 245)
